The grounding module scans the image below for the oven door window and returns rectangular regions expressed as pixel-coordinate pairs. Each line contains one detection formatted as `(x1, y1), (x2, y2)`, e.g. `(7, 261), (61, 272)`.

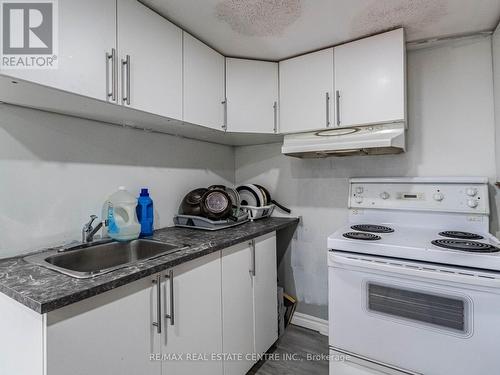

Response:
(367, 283), (470, 334)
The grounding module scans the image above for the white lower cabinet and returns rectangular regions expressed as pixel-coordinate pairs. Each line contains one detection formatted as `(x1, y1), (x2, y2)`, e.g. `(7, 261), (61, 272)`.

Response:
(46, 274), (161, 375)
(161, 251), (223, 375)
(0, 234), (277, 375)
(222, 232), (278, 375)
(46, 252), (222, 375)
(253, 232), (278, 355)
(222, 241), (256, 375)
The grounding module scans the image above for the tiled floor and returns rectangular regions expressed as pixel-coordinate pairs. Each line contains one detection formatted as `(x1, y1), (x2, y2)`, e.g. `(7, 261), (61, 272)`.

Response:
(248, 325), (329, 375)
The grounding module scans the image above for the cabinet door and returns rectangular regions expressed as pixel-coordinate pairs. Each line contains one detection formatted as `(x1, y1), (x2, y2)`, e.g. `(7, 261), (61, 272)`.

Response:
(253, 232), (278, 355)
(222, 241), (255, 375)
(46, 275), (161, 375)
(279, 48), (334, 133)
(183, 32), (225, 130)
(161, 251), (223, 375)
(0, 0), (116, 101)
(117, 0), (182, 119)
(334, 28), (405, 127)
(226, 58), (278, 133)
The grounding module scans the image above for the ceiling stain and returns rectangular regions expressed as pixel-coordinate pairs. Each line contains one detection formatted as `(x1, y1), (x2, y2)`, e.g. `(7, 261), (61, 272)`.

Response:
(352, 0), (449, 39)
(215, 0), (302, 37)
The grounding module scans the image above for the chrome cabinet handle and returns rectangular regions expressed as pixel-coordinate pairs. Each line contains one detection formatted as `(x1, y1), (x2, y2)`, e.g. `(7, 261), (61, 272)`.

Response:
(165, 270), (174, 326)
(325, 92), (330, 127)
(106, 48), (117, 102)
(249, 240), (256, 277)
(336, 90), (341, 126)
(121, 55), (131, 105)
(221, 98), (227, 131)
(152, 274), (162, 334)
(273, 101), (278, 133)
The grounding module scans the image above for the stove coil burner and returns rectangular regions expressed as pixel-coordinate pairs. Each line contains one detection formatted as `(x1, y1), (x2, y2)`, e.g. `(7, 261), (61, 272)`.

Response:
(343, 232), (381, 241)
(431, 239), (500, 253)
(438, 231), (484, 240)
(351, 224), (394, 233)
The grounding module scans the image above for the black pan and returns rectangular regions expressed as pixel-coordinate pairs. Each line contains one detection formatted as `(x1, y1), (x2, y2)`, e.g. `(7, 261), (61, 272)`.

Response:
(200, 188), (233, 220)
(179, 188), (208, 216)
(253, 184), (292, 214)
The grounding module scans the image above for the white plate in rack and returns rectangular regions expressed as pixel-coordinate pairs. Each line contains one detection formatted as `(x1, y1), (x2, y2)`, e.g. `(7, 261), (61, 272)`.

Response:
(237, 185), (265, 207)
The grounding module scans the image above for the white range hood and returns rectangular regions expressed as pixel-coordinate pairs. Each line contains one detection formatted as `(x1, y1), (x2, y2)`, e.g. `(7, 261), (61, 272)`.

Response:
(281, 123), (406, 158)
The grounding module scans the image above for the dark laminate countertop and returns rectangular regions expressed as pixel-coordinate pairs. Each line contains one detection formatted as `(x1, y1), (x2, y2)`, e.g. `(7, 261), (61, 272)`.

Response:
(0, 217), (298, 314)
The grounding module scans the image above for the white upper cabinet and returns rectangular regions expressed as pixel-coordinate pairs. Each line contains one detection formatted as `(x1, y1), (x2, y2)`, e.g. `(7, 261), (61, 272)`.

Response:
(117, 0), (182, 119)
(334, 28), (406, 128)
(279, 48), (334, 133)
(226, 58), (278, 134)
(0, 0), (116, 101)
(183, 32), (225, 130)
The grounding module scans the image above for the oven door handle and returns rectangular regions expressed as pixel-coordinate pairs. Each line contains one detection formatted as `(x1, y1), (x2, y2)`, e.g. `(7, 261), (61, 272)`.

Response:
(331, 253), (500, 289)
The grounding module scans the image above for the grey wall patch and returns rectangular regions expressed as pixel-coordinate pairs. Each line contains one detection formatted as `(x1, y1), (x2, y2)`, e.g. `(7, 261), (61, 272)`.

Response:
(352, 0), (448, 38)
(216, 0), (301, 37)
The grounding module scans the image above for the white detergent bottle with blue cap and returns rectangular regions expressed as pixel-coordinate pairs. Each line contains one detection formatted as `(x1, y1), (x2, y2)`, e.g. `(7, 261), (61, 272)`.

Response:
(102, 186), (141, 241)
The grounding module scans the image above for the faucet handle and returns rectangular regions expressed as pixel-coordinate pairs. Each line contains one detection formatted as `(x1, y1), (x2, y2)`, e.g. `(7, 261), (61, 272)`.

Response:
(85, 215), (98, 229)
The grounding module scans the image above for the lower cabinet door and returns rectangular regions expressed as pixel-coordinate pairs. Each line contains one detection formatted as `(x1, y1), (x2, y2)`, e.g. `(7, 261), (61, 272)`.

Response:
(46, 275), (161, 375)
(253, 232), (278, 355)
(222, 241), (256, 375)
(161, 251), (223, 375)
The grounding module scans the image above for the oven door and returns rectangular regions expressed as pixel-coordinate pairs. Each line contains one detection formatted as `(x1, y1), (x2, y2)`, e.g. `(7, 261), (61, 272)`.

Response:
(329, 251), (500, 375)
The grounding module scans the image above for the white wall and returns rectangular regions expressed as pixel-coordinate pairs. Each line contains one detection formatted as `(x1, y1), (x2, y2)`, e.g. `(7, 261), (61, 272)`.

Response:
(0, 104), (235, 258)
(235, 36), (497, 320)
(494, 24), (500, 180)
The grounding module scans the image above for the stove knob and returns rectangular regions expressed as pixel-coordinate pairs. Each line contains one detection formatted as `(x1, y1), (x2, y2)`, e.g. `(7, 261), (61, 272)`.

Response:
(380, 192), (390, 200)
(433, 193), (444, 202)
(355, 196), (363, 204)
(355, 187), (364, 194)
(467, 199), (478, 208)
(466, 187), (478, 197)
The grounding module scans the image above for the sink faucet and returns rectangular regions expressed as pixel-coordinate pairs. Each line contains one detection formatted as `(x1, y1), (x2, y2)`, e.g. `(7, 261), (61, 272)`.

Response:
(82, 215), (107, 243)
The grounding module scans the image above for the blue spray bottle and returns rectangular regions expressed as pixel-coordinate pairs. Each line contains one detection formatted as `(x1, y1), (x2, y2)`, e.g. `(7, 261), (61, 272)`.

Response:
(136, 188), (154, 237)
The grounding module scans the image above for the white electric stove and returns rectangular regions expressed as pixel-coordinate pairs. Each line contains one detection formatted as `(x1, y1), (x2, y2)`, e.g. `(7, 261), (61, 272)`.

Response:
(328, 177), (500, 375)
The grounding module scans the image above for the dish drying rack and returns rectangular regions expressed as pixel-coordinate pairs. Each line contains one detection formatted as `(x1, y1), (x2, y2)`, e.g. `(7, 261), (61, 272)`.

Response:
(240, 204), (275, 221)
(174, 212), (249, 230)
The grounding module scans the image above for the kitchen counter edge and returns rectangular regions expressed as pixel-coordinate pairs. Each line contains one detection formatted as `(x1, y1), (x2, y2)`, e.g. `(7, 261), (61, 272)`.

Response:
(0, 217), (299, 314)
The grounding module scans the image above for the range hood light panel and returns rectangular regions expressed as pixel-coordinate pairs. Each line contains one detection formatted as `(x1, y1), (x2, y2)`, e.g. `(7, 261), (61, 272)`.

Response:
(281, 123), (406, 158)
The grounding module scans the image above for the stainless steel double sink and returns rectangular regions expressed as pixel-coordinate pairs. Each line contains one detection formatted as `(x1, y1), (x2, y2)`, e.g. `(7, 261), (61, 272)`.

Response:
(24, 239), (188, 279)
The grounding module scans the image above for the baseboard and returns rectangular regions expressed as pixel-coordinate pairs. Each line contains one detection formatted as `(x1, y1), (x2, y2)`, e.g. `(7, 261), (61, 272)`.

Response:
(291, 312), (329, 336)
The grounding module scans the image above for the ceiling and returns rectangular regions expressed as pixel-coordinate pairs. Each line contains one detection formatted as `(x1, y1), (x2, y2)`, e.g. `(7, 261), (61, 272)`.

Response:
(142, 0), (500, 61)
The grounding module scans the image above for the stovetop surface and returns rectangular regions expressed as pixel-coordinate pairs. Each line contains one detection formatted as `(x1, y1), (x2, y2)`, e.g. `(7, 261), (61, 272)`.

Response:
(328, 223), (500, 271)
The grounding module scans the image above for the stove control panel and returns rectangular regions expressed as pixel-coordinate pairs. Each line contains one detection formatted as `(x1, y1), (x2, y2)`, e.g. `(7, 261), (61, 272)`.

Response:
(349, 179), (489, 214)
